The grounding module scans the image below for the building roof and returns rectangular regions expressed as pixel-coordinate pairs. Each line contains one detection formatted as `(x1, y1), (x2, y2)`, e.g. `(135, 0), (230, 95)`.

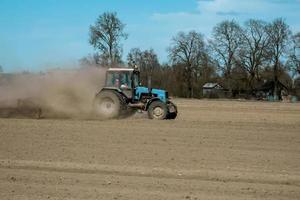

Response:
(203, 83), (223, 89)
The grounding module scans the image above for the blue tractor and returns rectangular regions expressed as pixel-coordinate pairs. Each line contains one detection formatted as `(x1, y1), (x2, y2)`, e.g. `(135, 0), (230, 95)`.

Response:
(94, 66), (177, 120)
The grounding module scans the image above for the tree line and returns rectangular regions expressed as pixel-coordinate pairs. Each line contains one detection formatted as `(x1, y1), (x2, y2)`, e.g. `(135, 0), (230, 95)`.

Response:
(81, 12), (300, 98)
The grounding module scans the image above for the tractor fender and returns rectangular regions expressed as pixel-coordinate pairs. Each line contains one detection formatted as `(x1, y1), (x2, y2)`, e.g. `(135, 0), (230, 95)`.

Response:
(96, 87), (129, 102)
(96, 87), (121, 95)
(145, 97), (163, 111)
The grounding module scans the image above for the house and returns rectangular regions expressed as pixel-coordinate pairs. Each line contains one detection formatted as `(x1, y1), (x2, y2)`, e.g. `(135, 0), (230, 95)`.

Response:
(202, 83), (224, 98)
(255, 80), (289, 100)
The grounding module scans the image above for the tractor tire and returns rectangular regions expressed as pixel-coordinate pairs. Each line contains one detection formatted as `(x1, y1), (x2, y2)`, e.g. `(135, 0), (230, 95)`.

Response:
(94, 90), (127, 119)
(147, 101), (168, 120)
(166, 102), (177, 120)
(167, 112), (177, 119)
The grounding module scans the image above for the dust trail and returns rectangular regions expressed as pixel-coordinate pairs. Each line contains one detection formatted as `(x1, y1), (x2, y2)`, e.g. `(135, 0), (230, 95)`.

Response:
(0, 66), (106, 118)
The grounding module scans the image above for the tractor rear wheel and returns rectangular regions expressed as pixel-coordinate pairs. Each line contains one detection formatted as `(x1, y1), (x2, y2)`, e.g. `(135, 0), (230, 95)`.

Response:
(94, 90), (124, 119)
(147, 101), (168, 120)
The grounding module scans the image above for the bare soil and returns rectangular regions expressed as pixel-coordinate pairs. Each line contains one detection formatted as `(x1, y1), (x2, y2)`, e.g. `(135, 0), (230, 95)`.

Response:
(0, 99), (299, 200)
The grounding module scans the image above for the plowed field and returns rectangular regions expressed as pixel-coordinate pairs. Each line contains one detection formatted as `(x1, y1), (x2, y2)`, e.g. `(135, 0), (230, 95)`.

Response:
(1, 99), (299, 200)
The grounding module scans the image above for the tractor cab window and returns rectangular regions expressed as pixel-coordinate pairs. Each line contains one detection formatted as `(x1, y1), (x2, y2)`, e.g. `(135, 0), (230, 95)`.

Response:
(106, 71), (132, 89)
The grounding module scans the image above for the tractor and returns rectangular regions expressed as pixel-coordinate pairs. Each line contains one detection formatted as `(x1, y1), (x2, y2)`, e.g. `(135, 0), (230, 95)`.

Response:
(93, 65), (177, 120)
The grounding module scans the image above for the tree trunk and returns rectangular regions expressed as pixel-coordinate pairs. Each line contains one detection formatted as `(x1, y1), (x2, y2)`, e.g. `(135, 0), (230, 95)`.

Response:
(248, 72), (256, 95)
(274, 76), (278, 100)
(187, 77), (192, 98)
(187, 64), (193, 98)
(273, 57), (279, 100)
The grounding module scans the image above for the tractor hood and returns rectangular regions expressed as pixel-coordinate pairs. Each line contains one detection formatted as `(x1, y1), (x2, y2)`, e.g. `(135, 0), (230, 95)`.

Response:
(135, 87), (168, 102)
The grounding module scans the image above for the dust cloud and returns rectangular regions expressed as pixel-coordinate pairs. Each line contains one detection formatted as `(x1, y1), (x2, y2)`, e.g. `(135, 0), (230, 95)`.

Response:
(0, 66), (106, 118)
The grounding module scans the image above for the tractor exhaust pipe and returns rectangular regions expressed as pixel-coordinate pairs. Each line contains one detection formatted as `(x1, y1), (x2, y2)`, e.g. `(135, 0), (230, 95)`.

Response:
(148, 75), (152, 94)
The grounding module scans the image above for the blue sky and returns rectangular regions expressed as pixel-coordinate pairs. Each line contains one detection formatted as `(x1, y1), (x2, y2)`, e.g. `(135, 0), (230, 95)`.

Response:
(0, 0), (299, 72)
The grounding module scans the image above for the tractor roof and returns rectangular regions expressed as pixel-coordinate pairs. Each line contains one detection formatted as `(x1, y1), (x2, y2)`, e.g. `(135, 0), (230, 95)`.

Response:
(107, 68), (134, 72)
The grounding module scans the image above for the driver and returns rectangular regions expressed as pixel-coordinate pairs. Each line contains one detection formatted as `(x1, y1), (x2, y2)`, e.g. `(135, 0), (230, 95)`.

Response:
(114, 78), (120, 87)
(120, 75), (129, 88)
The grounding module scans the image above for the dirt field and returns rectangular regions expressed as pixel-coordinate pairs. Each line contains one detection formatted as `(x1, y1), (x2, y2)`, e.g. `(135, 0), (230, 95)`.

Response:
(0, 99), (299, 200)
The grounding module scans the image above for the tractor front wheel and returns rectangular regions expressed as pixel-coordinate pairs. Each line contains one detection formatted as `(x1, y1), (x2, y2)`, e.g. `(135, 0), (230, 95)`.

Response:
(166, 101), (177, 119)
(147, 101), (168, 120)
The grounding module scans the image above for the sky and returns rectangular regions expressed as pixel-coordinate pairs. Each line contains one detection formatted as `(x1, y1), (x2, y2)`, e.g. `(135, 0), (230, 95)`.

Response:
(0, 0), (299, 72)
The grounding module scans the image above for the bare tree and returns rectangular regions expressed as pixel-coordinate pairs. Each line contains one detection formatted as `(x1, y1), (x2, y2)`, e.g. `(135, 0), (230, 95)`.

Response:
(79, 53), (101, 67)
(239, 19), (270, 92)
(89, 12), (127, 66)
(0, 65), (3, 73)
(140, 49), (161, 86)
(127, 48), (161, 86)
(266, 18), (291, 97)
(127, 48), (142, 68)
(209, 20), (242, 93)
(168, 31), (206, 98)
(287, 32), (300, 76)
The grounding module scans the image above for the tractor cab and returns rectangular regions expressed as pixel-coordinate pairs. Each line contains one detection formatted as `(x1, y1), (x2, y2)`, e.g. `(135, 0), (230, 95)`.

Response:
(105, 68), (140, 99)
